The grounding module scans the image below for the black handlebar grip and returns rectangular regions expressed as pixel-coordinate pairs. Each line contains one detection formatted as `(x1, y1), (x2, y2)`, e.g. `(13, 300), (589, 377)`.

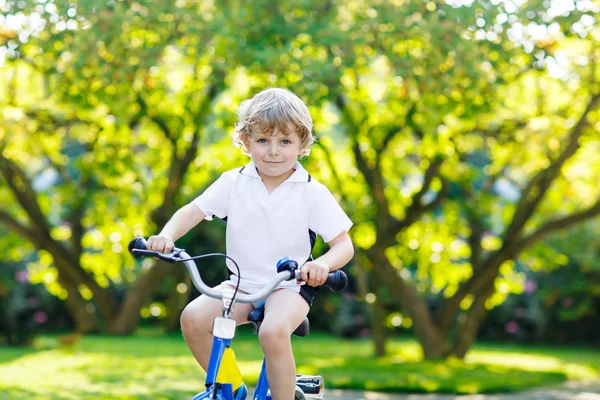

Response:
(324, 270), (348, 292)
(128, 237), (148, 256)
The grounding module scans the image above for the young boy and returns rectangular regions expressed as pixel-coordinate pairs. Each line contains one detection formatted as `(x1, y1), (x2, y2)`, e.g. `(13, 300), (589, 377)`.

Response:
(147, 88), (354, 400)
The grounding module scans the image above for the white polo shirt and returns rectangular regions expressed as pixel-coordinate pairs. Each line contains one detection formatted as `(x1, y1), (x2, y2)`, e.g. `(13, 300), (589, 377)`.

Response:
(192, 161), (353, 293)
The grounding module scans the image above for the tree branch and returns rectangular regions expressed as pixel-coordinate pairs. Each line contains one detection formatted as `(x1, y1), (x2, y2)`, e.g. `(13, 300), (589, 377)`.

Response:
(377, 122), (404, 155)
(313, 139), (349, 205)
(334, 94), (360, 140)
(0, 154), (51, 233)
(503, 92), (600, 243)
(452, 96), (600, 282)
(456, 183), (486, 268)
(389, 157), (448, 236)
(135, 91), (176, 146)
(25, 109), (89, 130)
(155, 82), (222, 224)
(435, 250), (508, 334)
(0, 207), (117, 318)
(0, 211), (40, 243)
(422, 176), (450, 214)
(589, 46), (597, 87)
(481, 165), (507, 194)
(0, 142), (118, 319)
(67, 177), (97, 258)
(405, 102), (423, 140)
(334, 94), (388, 217)
(44, 154), (71, 184)
(439, 189), (600, 316)
(515, 199), (600, 255)
(466, 211), (484, 269)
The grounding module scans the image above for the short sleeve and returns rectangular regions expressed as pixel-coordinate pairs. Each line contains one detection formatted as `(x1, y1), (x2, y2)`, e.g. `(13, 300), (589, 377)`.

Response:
(308, 183), (353, 243)
(192, 173), (232, 220)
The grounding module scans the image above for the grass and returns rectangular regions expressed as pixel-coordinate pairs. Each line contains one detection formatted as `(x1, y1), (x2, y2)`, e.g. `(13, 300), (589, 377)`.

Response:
(0, 327), (599, 399)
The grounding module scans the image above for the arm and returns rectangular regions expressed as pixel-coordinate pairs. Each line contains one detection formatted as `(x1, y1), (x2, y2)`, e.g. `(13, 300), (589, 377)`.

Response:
(300, 231), (354, 287)
(147, 203), (206, 253)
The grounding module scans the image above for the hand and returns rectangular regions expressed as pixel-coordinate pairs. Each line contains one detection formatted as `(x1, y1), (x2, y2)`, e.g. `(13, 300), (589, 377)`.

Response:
(147, 234), (175, 253)
(299, 261), (330, 287)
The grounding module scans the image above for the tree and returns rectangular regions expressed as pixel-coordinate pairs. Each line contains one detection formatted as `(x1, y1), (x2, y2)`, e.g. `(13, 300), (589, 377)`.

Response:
(1, 1), (599, 359)
(0, 0), (230, 333)
(316, 1), (600, 358)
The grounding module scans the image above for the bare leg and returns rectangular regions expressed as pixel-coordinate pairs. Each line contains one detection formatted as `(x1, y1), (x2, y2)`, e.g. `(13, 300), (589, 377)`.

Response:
(259, 289), (310, 400)
(180, 284), (254, 371)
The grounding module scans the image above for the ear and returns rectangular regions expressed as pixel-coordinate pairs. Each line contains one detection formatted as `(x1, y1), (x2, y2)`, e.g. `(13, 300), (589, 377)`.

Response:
(298, 146), (308, 158)
(242, 137), (251, 154)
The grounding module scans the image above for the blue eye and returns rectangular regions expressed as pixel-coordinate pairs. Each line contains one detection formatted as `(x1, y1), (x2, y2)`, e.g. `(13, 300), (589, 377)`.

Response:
(282, 139), (291, 145)
(257, 138), (268, 144)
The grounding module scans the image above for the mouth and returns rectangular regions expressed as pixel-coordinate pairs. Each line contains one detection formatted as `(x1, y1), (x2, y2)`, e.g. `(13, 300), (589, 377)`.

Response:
(264, 161), (283, 164)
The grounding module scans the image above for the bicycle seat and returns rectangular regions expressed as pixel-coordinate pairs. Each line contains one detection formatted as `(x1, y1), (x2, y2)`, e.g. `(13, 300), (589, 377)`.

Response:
(247, 306), (310, 337)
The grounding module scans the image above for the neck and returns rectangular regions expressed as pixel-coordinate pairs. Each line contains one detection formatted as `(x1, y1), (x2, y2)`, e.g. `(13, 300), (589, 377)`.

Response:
(256, 167), (295, 192)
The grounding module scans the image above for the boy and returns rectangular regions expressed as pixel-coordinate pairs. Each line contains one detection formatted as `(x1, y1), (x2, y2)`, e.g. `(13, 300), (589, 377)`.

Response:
(147, 88), (354, 400)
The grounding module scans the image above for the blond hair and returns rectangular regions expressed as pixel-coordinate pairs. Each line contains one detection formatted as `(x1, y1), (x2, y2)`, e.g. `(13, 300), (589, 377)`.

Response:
(233, 88), (315, 157)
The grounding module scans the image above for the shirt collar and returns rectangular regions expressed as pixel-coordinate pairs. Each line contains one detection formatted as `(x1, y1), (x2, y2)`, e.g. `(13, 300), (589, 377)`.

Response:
(241, 161), (310, 183)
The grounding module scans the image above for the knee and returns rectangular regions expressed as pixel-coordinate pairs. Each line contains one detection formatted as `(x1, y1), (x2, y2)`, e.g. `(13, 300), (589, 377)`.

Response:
(180, 304), (210, 336)
(259, 323), (290, 350)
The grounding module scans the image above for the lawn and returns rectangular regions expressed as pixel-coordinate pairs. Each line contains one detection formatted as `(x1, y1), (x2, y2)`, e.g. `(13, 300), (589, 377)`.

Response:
(0, 327), (599, 399)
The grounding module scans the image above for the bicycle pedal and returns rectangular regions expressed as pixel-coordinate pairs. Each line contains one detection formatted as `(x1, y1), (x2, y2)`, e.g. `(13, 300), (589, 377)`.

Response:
(295, 374), (324, 399)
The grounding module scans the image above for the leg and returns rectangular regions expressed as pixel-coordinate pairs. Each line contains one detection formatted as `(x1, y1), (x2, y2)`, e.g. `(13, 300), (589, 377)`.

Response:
(259, 289), (310, 400)
(180, 284), (254, 372)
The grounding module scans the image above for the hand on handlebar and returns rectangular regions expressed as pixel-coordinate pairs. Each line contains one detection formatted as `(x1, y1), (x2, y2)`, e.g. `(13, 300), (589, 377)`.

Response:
(129, 236), (183, 262)
(147, 234), (175, 254)
(299, 261), (330, 287)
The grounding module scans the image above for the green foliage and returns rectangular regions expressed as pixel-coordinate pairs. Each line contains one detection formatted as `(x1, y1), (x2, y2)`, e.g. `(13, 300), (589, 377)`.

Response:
(1, 0), (599, 353)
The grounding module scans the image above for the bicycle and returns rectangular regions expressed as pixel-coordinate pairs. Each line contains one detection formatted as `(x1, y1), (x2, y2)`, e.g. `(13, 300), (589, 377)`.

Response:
(128, 237), (348, 400)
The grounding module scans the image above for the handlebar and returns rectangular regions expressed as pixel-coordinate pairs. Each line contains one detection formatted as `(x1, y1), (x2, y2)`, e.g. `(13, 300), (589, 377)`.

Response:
(128, 237), (348, 304)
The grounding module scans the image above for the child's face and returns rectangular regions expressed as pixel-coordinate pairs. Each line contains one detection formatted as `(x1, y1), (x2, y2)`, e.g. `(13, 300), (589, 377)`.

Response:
(246, 125), (305, 179)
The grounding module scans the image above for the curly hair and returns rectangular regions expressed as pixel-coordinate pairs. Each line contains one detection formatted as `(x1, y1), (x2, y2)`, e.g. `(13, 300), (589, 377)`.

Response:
(233, 88), (316, 157)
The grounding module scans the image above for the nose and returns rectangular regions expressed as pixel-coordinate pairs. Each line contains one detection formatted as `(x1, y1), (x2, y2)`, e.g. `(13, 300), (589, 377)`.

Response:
(269, 142), (279, 156)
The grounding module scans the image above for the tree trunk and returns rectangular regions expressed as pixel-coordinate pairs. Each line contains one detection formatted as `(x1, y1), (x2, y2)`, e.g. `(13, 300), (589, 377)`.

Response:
(164, 269), (192, 332)
(373, 252), (447, 359)
(435, 250), (507, 335)
(451, 279), (497, 359)
(42, 236), (118, 323)
(370, 269), (387, 356)
(57, 272), (98, 333)
(106, 261), (173, 334)
(352, 257), (370, 300)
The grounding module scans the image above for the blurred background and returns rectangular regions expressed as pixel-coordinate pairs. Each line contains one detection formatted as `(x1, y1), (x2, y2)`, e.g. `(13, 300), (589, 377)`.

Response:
(0, 0), (599, 397)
